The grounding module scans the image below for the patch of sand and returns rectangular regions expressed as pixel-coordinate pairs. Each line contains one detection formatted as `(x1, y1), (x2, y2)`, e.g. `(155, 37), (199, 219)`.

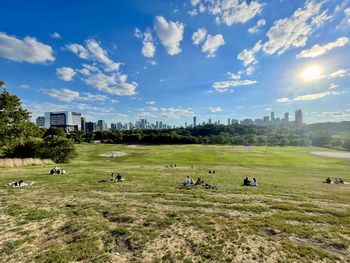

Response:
(127, 145), (139, 148)
(311, 151), (350, 159)
(99, 151), (128, 158)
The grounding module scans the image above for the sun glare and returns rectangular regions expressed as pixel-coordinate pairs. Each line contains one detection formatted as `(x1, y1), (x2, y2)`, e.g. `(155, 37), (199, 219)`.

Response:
(301, 65), (322, 81)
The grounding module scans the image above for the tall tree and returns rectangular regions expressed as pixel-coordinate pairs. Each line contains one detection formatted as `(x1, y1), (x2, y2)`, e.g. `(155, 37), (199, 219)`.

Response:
(0, 81), (31, 155)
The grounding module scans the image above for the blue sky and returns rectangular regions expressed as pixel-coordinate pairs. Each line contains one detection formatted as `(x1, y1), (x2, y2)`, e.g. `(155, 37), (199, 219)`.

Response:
(1, 0), (350, 126)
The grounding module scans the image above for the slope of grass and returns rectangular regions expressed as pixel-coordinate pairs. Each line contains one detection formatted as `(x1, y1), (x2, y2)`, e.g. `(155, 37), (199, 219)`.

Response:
(1, 144), (349, 262)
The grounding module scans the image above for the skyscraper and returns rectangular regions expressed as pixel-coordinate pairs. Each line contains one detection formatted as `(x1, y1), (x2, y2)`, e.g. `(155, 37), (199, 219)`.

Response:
(85, 122), (96, 132)
(284, 112), (289, 123)
(295, 109), (303, 127)
(81, 117), (86, 131)
(97, 120), (107, 131)
(227, 118), (231, 125)
(208, 119), (212, 125)
(271, 112), (275, 122)
(193, 116), (197, 127)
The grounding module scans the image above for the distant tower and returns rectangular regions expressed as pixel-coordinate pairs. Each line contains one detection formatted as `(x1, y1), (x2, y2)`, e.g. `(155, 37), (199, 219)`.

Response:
(295, 109), (303, 127)
(284, 112), (289, 123)
(185, 122), (187, 128)
(81, 117), (86, 131)
(227, 118), (231, 125)
(193, 116), (197, 127)
(271, 112), (275, 122)
(208, 119), (212, 125)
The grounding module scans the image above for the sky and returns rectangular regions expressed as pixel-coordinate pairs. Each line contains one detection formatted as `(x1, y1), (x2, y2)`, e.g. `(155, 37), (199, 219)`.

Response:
(0, 0), (350, 126)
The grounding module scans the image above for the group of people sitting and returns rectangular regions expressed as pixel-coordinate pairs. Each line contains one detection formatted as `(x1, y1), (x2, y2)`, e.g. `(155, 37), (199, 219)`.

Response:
(183, 176), (215, 189)
(7, 180), (33, 187)
(208, 170), (216, 174)
(323, 177), (346, 184)
(50, 167), (66, 175)
(110, 173), (124, 182)
(243, 177), (258, 186)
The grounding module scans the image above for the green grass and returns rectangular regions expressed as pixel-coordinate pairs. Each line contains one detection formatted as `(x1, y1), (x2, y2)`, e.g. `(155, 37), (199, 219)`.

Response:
(1, 144), (350, 262)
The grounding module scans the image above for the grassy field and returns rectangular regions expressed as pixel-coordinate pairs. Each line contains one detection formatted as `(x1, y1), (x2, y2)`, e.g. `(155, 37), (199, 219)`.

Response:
(1, 144), (350, 263)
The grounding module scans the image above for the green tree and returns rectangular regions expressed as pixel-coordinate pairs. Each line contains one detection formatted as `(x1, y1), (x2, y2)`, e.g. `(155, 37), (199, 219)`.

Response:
(343, 137), (350, 150)
(44, 127), (66, 138)
(0, 81), (31, 155)
(39, 135), (77, 163)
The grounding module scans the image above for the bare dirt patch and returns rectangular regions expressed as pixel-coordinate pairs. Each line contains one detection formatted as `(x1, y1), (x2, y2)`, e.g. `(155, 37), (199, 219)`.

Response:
(311, 151), (350, 159)
(99, 151), (128, 158)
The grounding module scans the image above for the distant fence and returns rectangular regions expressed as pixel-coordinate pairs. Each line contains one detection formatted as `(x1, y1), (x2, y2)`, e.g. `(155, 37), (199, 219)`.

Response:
(0, 158), (53, 168)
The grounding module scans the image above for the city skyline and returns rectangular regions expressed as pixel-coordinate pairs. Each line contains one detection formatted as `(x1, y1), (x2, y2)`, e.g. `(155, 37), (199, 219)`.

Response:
(1, 0), (350, 125)
(39, 109), (304, 132)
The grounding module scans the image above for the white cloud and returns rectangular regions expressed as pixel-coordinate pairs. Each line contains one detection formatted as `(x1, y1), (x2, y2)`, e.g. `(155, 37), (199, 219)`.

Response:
(329, 83), (338, 90)
(0, 32), (55, 63)
(262, 0), (325, 55)
(227, 71), (241, 80)
(191, 0), (201, 6)
(146, 101), (156, 105)
(65, 43), (90, 59)
(46, 88), (80, 102)
(210, 106), (222, 113)
(154, 16), (184, 55)
(248, 19), (266, 33)
(245, 66), (255, 75)
(85, 39), (121, 72)
(294, 91), (340, 101)
(205, 0), (263, 26)
(56, 67), (76, 81)
(329, 69), (348, 78)
(135, 28), (156, 58)
(192, 28), (207, 45)
(147, 60), (157, 66)
(297, 37), (349, 58)
(202, 34), (225, 57)
(50, 32), (62, 39)
(188, 9), (198, 17)
(212, 79), (257, 90)
(276, 97), (290, 103)
(237, 40), (262, 66)
(66, 40), (138, 96)
(160, 107), (193, 119)
(79, 92), (108, 102)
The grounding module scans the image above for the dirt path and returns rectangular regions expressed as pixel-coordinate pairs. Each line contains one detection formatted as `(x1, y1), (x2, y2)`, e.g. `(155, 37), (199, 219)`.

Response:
(311, 151), (350, 159)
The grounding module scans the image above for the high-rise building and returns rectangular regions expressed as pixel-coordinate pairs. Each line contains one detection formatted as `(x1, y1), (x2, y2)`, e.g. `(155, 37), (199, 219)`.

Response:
(295, 109), (303, 127)
(271, 112), (275, 122)
(85, 122), (96, 132)
(81, 117), (86, 131)
(227, 119), (231, 125)
(208, 119), (212, 125)
(193, 116), (197, 127)
(185, 122), (187, 128)
(36, 116), (45, 127)
(263, 116), (270, 124)
(284, 112), (289, 123)
(96, 120), (107, 131)
(44, 111), (81, 132)
(111, 123), (117, 131)
(231, 119), (239, 124)
(218, 120), (220, 125)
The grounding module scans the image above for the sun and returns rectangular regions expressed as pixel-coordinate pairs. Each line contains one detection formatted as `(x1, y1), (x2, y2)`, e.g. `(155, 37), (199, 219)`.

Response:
(301, 65), (322, 81)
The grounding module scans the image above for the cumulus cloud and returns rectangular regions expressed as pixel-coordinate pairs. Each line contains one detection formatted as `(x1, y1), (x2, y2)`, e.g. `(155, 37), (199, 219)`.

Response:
(262, 0), (325, 55)
(146, 101), (156, 105)
(202, 34), (225, 57)
(212, 79), (257, 90)
(237, 40), (262, 66)
(297, 37), (349, 58)
(329, 83), (338, 90)
(160, 107), (193, 119)
(210, 106), (222, 113)
(0, 32), (55, 63)
(46, 88), (80, 102)
(205, 0), (263, 26)
(135, 28), (156, 58)
(248, 19), (266, 33)
(50, 32), (62, 39)
(192, 28), (207, 45)
(65, 40), (138, 96)
(154, 16), (184, 55)
(56, 67), (76, 81)
(276, 97), (291, 103)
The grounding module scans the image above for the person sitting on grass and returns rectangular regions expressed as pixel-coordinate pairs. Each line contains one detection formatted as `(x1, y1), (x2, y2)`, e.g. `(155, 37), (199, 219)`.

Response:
(184, 176), (193, 186)
(251, 178), (258, 186)
(243, 177), (251, 186)
(323, 177), (332, 184)
(334, 178), (344, 184)
(8, 180), (33, 187)
(195, 177), (204, 185)
(110, 173), (115, 181)
(116, 173), (124, 182)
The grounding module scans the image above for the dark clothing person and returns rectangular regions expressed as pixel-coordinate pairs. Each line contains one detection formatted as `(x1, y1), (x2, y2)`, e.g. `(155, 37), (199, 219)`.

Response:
(243, 177), (251, 186)
(323, 177), (331, 184)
